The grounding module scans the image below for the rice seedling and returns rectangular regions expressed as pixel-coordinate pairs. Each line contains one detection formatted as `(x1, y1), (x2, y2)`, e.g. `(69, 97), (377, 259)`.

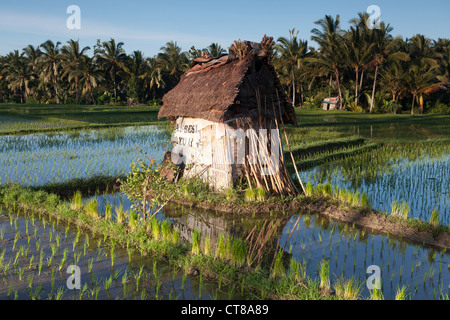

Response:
(135, 265), (145, 292)
(395, 286), (409, 300)
(191, 230), (201, 255)
(161, 220), (171, 240)
(105, 202), (112, 220)
(430, 208), (440, 227)
(215, 234), (227, 260)
(128, 209), (138, 231)
(85, 198), (99, 219)
(245, 188), (256, 202)
(151, 219), (160, 240)
(59, 249), (68, 271)
(203, 236), (211, 256)
(255, 187), (266, 202)
(71, 191), (83, 211)
(318, 259), (330, 291)
(55, 286), (66, 300)
(13, 232), (20, 251)
(104, 275), (113, 291)
(270, 249), (286, 279)
(231, 238), (247, 267)
(110, 246), (116, 267)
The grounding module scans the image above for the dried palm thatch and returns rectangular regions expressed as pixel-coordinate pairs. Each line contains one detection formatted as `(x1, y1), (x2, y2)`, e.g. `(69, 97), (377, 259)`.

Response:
(158, 36), (297, 126)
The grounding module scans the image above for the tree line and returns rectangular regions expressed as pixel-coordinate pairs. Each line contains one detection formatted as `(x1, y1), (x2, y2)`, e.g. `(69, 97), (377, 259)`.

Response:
(0, 12), (448, 114)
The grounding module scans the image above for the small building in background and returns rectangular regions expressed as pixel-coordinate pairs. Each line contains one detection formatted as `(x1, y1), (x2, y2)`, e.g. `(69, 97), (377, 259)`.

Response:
(322, 97), (340, 110)
(158, 36), (298, 196)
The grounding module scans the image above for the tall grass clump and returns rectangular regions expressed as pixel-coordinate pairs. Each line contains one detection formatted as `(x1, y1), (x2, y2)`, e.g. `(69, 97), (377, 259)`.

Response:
(395, 286), (409, 300)
(105, 203), (112, 220)
(85, 198), (98, 219)
(318, 259), (330, 291)
(230, 238), (247, 267)
(192, 230), (201, 255)
(430, 208), (440, 227)
(70, 191), (83, 211)
(245, 188), (256, 202)
(270, 249), (286, 279)
(255, 187), (266, 202)
(128, 210), (138, 231)
(116, 205), (125, 224)
(215, 234), (227, 260)
(305, 181), (314, 196)
(391, 200), (409, 219)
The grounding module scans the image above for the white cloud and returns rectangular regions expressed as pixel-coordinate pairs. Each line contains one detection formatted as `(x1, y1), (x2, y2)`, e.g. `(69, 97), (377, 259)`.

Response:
(0, 9), (228, 46)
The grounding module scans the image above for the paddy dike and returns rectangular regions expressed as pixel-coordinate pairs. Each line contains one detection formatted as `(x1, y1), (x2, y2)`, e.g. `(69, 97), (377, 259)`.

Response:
(167, 194), (450, 252)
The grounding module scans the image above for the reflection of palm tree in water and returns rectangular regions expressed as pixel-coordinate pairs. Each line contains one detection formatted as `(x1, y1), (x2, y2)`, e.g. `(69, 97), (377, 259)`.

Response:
(163, 205), (293, 266)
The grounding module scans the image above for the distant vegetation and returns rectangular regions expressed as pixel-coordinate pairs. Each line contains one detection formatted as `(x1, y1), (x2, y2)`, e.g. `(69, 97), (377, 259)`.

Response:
(0, 12), (448, 114)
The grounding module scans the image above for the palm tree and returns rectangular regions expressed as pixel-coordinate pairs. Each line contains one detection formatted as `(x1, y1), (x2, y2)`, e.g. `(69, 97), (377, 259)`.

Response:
(206, 43), (226, 57)
(406, 58), (442, 114)
(365, 24), (409, 112)
(157, 41), (189, 87)
(22, 44), (42, 100)
(274, 29), (309, 106)
(140, 57), (165, 100)
(310, 15), (345, 103)
(94, 38), (129, 101)
(39, 40), (62, 103)
(380, 60), (408, 103)
(75, 55), (104, 104)
(342, 26), (374, 106)
(60, 39), (90, 102)
(3, 50), (32, 103)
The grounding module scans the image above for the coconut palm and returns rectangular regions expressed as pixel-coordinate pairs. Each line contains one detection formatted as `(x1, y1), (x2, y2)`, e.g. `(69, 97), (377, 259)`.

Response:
(3, 50), (32, 103)
(380, 61), (409, 103)
(342, 26), (374, 106)
(274, 29), (309, 106)
(94, 38), (129, 101)
(39, 40), (62, 103)
(406, 58), (443, 114)
(157, 41), (189, 87)
(206, 43), (226, 57)
(139, 57), (165, 100)
(310, 15), (345, 103)
(75, 55), (104, 104)
(60, 39), (90, 102)
(365, 25), (409, 112)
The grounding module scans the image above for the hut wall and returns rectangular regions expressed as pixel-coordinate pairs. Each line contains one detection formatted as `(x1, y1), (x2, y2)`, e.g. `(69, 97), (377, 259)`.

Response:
(171, 116), (236, 190)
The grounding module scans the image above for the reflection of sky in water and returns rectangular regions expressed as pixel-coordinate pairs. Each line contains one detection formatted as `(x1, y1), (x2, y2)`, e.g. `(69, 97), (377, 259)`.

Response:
(0, 125), (170, 186)
(301, 153), (450, 225)
(88, 192), (450, 300)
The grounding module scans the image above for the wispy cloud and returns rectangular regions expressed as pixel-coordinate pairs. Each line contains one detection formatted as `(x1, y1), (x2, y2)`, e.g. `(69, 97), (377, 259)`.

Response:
(0, 9), (228, 45)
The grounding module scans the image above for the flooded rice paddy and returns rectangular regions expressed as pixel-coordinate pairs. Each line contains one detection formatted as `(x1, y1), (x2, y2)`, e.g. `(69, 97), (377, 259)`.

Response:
(1, 115), (449, 300)
(0, 209), (241, 300)
(0, 125), (170, 186)
(82, 192), (450, 300)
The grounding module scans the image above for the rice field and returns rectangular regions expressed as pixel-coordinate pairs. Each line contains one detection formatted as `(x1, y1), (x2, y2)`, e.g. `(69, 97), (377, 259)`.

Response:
(0, 209), (241, 300)
(81, 191), (450, 300)
(0, 125), (170, 186)
(0, 106), (449, 300)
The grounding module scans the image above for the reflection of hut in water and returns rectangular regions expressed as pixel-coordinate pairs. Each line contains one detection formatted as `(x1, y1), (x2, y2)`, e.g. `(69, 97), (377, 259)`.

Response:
(158, 36), (298, 196)
(164, 205), (291, 262)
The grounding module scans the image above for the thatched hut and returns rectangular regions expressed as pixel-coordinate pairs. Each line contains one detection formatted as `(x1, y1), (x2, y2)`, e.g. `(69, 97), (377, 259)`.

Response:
(158, 36), (298, 196)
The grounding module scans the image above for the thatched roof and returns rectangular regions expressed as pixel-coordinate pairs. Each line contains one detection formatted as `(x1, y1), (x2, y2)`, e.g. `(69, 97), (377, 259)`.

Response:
(158, 39), (297, 125)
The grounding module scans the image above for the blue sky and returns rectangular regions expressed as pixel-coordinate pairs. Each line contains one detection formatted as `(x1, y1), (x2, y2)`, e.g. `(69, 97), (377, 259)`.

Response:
(0, 0), (449, 57)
